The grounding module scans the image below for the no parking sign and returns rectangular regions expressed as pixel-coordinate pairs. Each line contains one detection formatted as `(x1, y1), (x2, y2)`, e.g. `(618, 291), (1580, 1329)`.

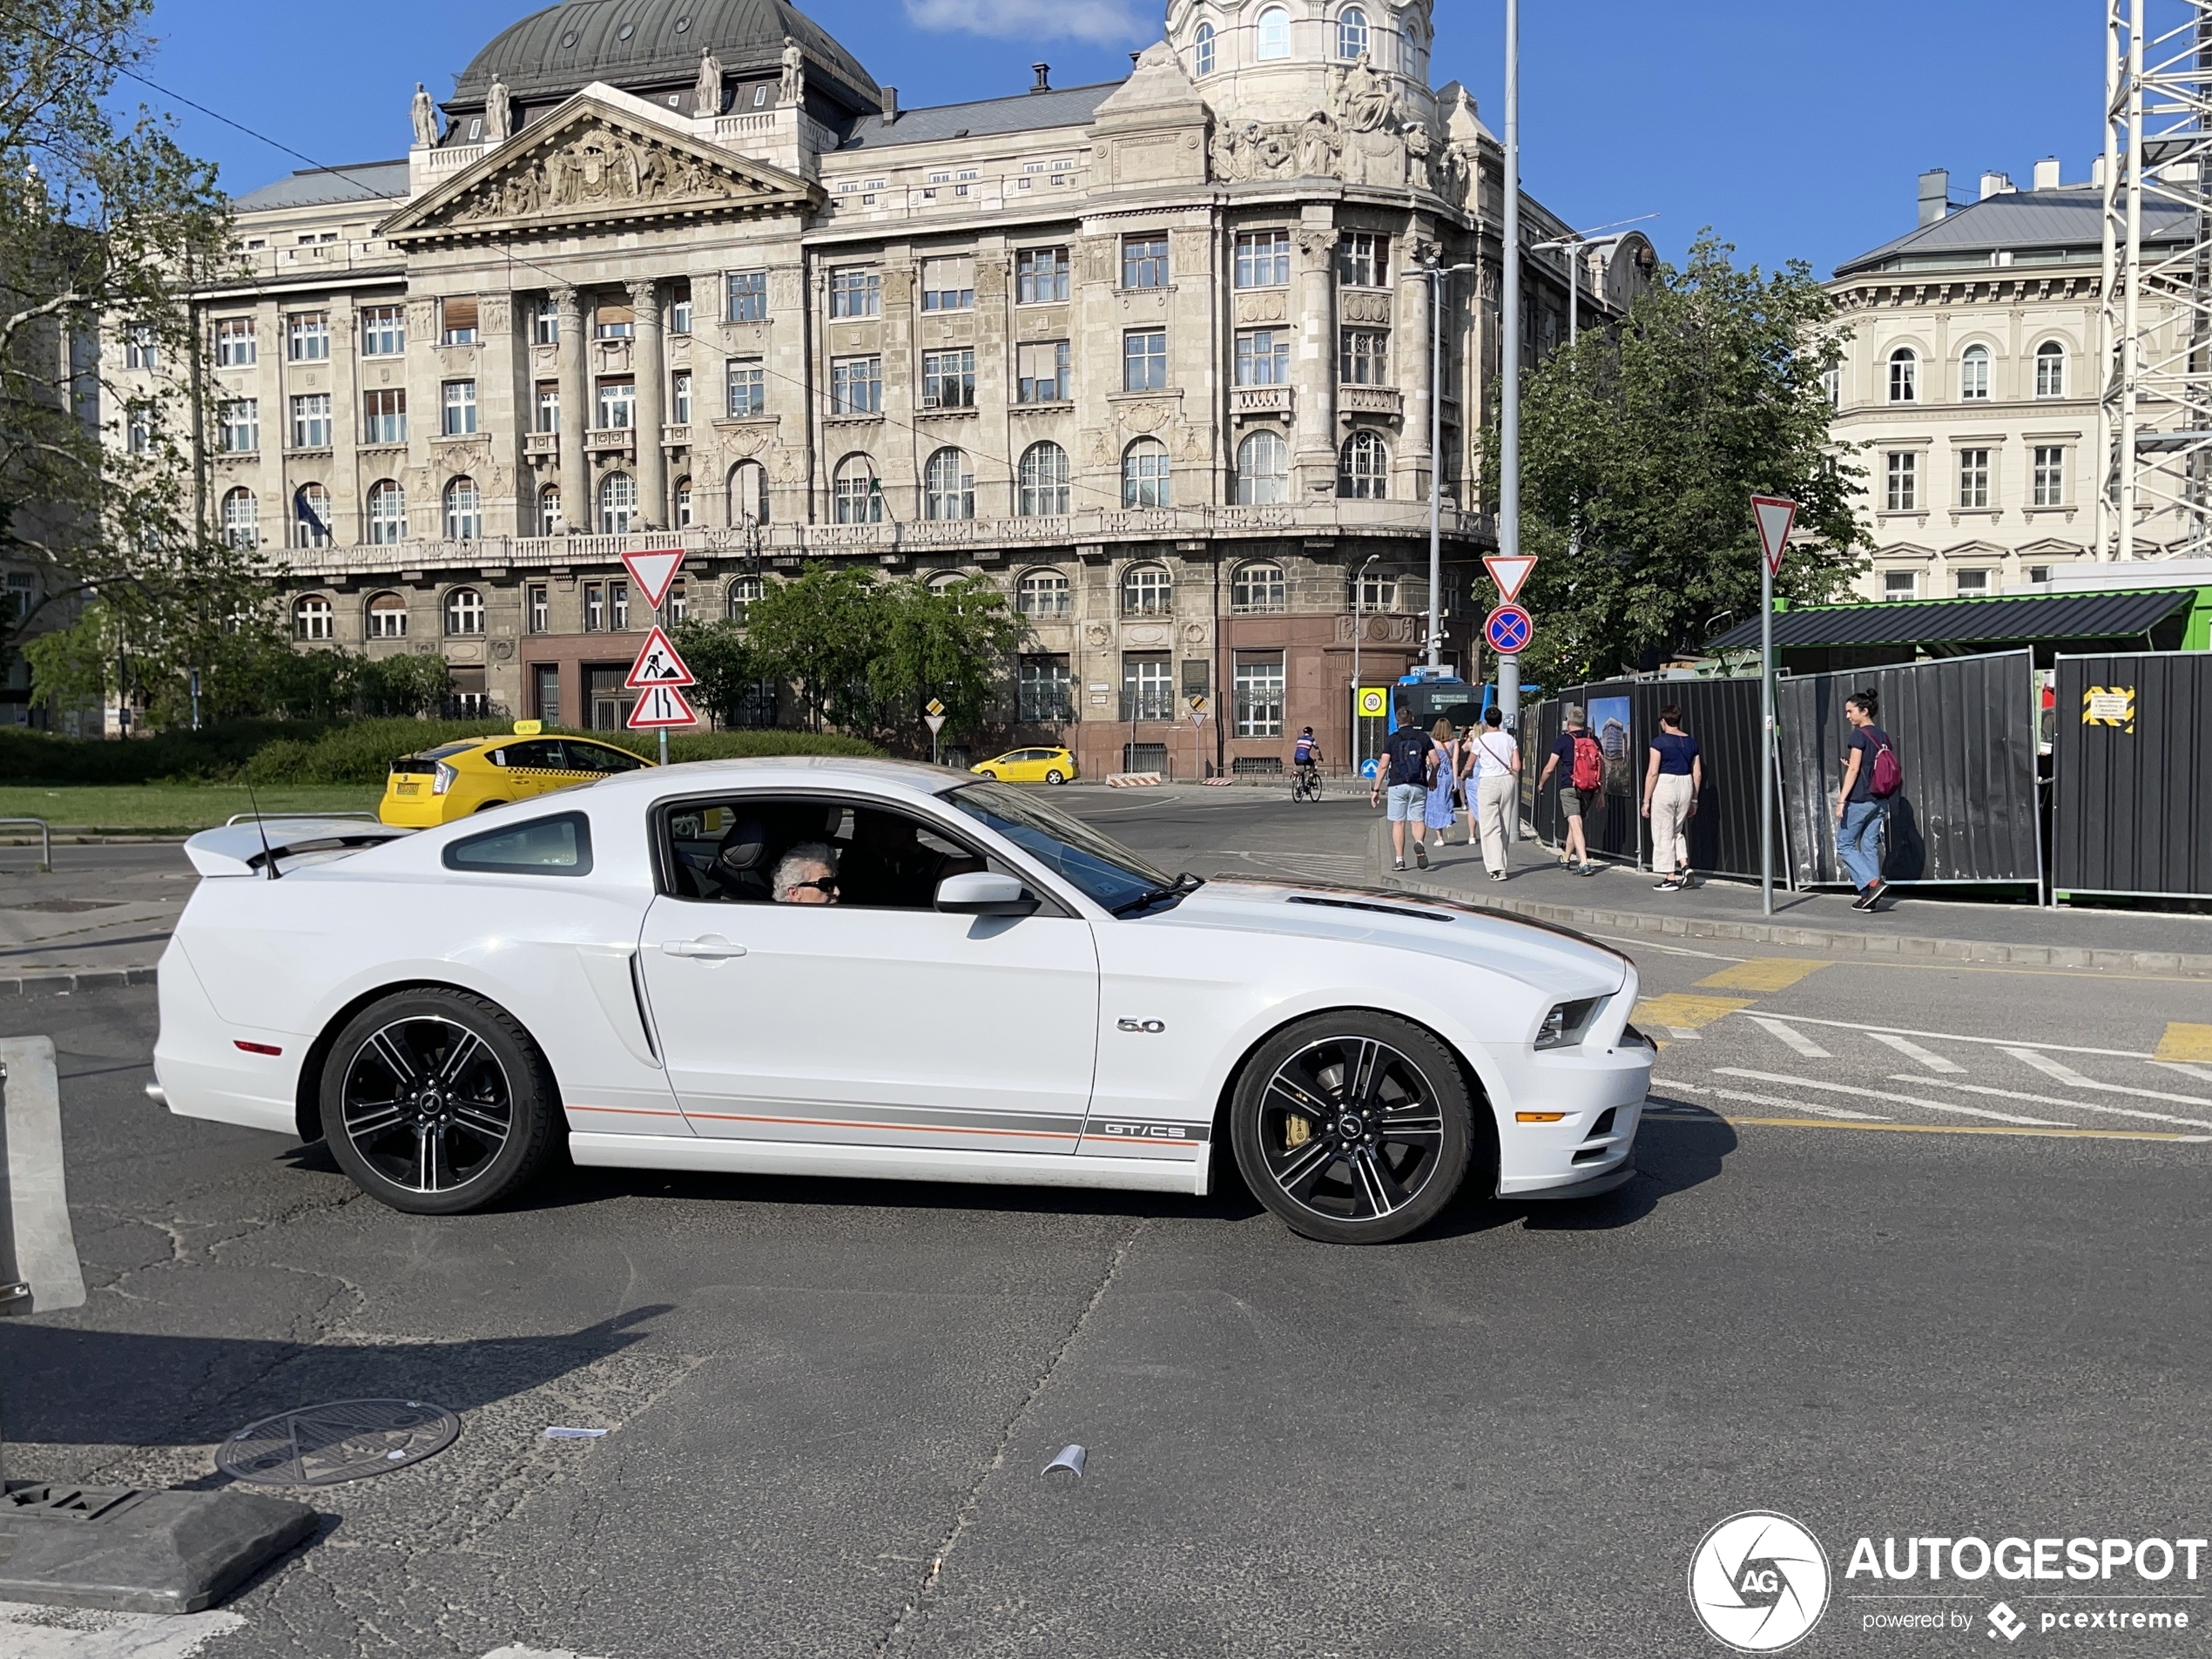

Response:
(1484, 604), (1534, 655)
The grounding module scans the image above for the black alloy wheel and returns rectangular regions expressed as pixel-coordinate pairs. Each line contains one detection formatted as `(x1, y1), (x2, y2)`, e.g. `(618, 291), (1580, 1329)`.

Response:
(1231, 1012), (1474, 1244)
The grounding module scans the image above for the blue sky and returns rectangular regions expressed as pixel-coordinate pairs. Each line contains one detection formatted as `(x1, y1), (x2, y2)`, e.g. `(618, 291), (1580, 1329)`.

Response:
(136, 0), (2101, 277)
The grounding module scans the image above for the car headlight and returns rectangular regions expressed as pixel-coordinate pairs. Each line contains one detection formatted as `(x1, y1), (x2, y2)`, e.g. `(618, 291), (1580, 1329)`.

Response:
(432, 762), (458, 796)
(1535, 997), (1602, 1050)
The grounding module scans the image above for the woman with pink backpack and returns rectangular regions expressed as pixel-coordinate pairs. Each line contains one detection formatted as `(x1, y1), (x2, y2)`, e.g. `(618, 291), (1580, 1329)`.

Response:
(1836, 687), (1903, 911)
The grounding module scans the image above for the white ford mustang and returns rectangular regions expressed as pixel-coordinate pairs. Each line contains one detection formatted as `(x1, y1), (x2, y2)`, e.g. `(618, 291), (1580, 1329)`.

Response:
(152, 759), (1654, 1244)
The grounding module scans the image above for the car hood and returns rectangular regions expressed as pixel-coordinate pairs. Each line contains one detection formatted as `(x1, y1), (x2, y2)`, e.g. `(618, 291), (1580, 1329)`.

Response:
(1136, 878), (1630, 998)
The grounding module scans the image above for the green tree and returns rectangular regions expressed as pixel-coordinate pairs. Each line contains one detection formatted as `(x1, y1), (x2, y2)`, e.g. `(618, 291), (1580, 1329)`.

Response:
(742, 563), (886, 732)
(1489, 234), (1865, 685)
(671, 616), (762, 728)
(868, 576), (1021, 742)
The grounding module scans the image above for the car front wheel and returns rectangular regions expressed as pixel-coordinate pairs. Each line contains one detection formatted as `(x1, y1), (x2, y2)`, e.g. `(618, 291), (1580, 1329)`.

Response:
(1230, 1012), (1474, 1244)
(1045, 769), (1066, 785)
(319, 988), (560, 1216)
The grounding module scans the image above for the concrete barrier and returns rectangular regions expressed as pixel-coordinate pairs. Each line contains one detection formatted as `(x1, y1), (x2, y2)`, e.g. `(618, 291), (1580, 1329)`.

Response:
(1105, 772), (1166, 788)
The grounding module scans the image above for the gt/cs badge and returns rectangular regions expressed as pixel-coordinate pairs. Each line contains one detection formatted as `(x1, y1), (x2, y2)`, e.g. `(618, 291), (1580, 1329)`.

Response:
(1117, 1019), (1166, 1034)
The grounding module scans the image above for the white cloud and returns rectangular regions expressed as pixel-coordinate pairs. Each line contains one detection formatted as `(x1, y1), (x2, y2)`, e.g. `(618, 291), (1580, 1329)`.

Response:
(900, 0), (1154, 47)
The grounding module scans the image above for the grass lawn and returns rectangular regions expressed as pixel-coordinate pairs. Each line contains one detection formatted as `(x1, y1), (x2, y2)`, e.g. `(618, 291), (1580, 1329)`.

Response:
(0, 786), (383, 835)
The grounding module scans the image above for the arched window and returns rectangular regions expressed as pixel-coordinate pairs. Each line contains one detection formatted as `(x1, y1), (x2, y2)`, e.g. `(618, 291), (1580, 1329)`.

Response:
(221, 487), (258, 550)
(833, 455), (882, 523)
(1123, 437), (1171, 508)
(598, 471), (637, 534)
(1194, 20), (1216, 76)
(1339, 430), (1389, 499)
(1960, 344), (1991, 401)
(444, 586), (485, 637)
(1236, 430), (1290, 504)
(443, 476), (481, 541)
(2035, 341), (2067, 399)
(1337, 4), (1369, 59)
(293, 483), (332, 549)
(1887, 347), (1918, 404)
(928, 572), (968, 593)
(1122, 563), (1173, 616)
(367, 479), (407, 544)
(674, 476), (694, 529)
(728, 460), (768, 526)
(924, 446), (974, 520)
(536, 484), (563, 536)
(1016, 569), (1070, 617)
(1018, 442), (1070, 516)
(1231, 562), (1286, 613)
(1256, 4), (1291, 60)
(725, 574), (762, 624)
(366, 590), (408, 639)
(293, 594), (334, 641)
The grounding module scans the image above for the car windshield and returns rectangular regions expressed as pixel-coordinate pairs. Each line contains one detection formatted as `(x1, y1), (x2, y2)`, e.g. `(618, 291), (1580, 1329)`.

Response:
(418, 741), (482, 762)
(945, 781), (1177, 913)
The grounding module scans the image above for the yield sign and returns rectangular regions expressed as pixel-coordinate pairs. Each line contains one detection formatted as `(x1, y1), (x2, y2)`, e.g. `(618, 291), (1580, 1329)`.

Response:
(1484, 555), (1538, 604)
(622, 547), (686, 611)
(627, 684), (698, 730)
(1750, 496), (1798, 577)
(624, 625), (695, 690)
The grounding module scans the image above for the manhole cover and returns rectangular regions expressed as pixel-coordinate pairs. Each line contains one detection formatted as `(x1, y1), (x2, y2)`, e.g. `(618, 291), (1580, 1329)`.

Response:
(218, 1399), (461, 1487)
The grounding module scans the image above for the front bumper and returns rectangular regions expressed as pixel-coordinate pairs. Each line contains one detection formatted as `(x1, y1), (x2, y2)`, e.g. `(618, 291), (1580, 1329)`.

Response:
(1487, 1027), (1656, 1197)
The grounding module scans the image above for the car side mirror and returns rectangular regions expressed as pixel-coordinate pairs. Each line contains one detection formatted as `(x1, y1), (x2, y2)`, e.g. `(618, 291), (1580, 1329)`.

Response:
(935, 872), (1039, 917)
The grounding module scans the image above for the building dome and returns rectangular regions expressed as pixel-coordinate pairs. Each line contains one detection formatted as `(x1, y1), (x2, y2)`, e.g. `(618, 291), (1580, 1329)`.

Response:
(450, 0), (879, 117)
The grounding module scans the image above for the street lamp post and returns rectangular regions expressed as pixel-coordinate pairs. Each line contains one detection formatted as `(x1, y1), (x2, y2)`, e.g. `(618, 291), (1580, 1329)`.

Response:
(1352, 550), (1379, 772)
(1498, 0), (1524, 732)
(1426, 262), (1475, 676)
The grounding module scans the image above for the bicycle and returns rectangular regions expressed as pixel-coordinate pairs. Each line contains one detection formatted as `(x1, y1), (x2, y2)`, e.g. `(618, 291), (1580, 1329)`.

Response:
(1291, 765), (1324, 803)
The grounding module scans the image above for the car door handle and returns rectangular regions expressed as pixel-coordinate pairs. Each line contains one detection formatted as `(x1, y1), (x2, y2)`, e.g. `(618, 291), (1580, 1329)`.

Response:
(661, 936), (748, 960)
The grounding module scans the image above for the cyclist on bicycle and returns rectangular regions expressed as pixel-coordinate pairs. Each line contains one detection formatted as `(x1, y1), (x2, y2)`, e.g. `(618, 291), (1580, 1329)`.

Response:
(1292, 727), (1321, 792)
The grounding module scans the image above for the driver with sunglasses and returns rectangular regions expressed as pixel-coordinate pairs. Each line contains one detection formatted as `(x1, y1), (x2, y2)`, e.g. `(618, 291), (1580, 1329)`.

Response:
(771, 844), (840, 905)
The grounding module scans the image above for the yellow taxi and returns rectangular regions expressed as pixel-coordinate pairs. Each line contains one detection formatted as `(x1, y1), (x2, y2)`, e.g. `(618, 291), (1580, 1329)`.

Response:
(378, 723), (654, 826)
(968, 745), (1078, 786)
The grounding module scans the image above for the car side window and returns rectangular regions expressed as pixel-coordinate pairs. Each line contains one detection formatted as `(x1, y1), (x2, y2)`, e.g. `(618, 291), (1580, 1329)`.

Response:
(571, 742), (644, 775)
(444, 812), (593, 876)
(504, 739), (564, 770)
(658, 795), (986, 908)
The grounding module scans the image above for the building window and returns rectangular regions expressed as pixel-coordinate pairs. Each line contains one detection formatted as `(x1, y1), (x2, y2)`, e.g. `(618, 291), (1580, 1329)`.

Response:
(442, 297), (479, 346)
(2033, 445), (2066, 506)
(1123, 437), (1171, 508)
(2029, 564), (2052, 583)
(610, 579), (631, 631)
(1960, 344), (1990, 401)
(293, 595), (333, 641)
(922, 348), (976, 409)
(1256, 4), (1291, 59)
(527, 583), (550, 634)
(833, 455), (883, 523)
(1235, 328), (1291, 387)
(1019, 655), (1073, 723)
(1957, 448), (1990, 509)
(599, 472), (637, 533)
(1235, 656), (1286, 738)
(218, 398), (258, 454)
(442, 380), (478, 435)
(534, 664), (560, 724)
(367, 591), (409, 638)
(1017, 341), (1071, 403)
(125, 326), (158, 370)
(1822, 364), (1842, 408)
(216, 318), (256, 367)
(2035, 341), (2066, 399)
(1355, 569), (1397, 611)
(829, 267), (880, 318)
(1887, 347), (1918, 403)
(669, 282), (692, 335)
(923, 447), (974, 520)
(727, 270), (769, 322)
(1123, 652), (1174, 719)
(831, 355), (882, 415)
(1193, 19), (1216, 75)
(287, 313), (329, 361)
(729, 460), (769, 525)
(1231, 562), (1286, 613)
(1338, 233), (1390, 288)
(671, 371), (691, 427)
(293, 482), (333, 548)
(1882, 570), (1918, 601)
(367, 479), (407, 543)
(364, 388), (407, 445)
(536, 383), (560, 433)
(1340, 327), (1389, 384)
(1235, 230), (1291, 289)
(444, 477), (482, 541)
(595, 300), (635, 341)
(583, 582), (604, 632)
(533, 299), (559, 345)
(445, 586), (485, 635)
(1337, 4), (1369, 59)
(1017, 442), (1071, 516)
(1122, 233), (1170, 290)
(536, 485), (563, 536)
(725, 358), (766, 418)
(596, 377), (635, 430)
(1017, 246), (1069, 303)
(726, 574), (763, 624)
(1339, 430), (1389, 498)
(287, 394), (330, 450)
(125, 402), (152, 454)
(1017, 570), (1070, 617)
(1885, 450), (1919, 512)
(674, 476), (694, 528)
(1237, 430), (1290, 504)
(1122, 563), (1172, 616)
(361, 306), (405, 356)
(921, 256), (975, 312)
(1954, 569), (1990, 596)
(1124, 328), (1168, 391)
(219, 488), (257, 549)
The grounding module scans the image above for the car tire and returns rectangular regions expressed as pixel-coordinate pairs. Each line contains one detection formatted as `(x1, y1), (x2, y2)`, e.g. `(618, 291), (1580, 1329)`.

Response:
(1230, 1012), (1474, 1244)
(319, 988), (560, 1217)
(1045, 770), (1065, 785)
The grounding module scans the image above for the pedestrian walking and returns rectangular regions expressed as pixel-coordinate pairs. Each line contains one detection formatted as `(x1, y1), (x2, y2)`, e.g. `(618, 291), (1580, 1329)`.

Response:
(1370, 701), (1437, 872)
(1424, 718), (1461, 846)
(1835, 687), (1900, 910)
(1641, 705), (1702, 893)
(1468, 707), (1521, 881)
(1534, 703), (1604, 875)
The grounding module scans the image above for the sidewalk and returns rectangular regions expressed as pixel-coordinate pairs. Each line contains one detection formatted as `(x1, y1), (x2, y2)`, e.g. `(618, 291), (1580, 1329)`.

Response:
(1367, 820), (2212, 978)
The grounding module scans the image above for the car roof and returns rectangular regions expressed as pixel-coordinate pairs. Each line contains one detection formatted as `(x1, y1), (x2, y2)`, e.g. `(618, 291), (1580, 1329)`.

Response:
(586, 754), (960, 801)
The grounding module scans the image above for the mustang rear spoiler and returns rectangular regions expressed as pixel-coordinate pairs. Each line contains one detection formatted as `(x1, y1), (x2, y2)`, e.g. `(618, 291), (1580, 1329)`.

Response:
(185, 819), (414, 878)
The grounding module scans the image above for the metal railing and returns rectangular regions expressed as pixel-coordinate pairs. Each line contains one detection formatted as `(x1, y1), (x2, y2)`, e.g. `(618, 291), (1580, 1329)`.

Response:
(0, 819), (52, 873)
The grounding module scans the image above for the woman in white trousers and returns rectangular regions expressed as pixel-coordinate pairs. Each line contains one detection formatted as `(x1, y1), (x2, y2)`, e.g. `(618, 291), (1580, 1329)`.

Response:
(1468, 707), (1521, 881)
(1640, 705), (1703, 893)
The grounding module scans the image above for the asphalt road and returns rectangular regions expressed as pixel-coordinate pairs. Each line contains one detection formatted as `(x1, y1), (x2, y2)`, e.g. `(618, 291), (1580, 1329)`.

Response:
(3, 792), (2209, 1658)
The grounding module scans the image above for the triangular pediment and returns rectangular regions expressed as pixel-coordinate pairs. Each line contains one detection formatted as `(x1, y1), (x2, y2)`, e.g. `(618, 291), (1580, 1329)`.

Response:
(382, 89), (818, 244)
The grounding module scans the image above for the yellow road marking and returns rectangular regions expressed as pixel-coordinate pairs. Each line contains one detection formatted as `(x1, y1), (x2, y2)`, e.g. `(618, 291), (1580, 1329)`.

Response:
(2155, 1022), (2212, 1062)
(1633, 993), (1757, 1031)
(1721, 1116), (2209, 1144)
(1695, 958), (1831, 994)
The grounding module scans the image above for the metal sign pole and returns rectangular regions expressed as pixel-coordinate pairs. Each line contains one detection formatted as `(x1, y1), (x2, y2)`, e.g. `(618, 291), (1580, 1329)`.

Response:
(1760, 556), (1774, 917)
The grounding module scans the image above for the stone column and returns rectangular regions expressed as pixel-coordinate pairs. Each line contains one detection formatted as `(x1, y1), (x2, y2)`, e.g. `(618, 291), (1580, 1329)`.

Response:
(555, 287), (588, 534)
(1294, 221), (1340, 496)
(631, 279), (667, 529)
(1399, 257), (1433, 503)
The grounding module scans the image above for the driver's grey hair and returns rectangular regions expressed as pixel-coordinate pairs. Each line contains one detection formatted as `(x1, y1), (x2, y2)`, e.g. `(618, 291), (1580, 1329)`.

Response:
(771, 843), (836, 901)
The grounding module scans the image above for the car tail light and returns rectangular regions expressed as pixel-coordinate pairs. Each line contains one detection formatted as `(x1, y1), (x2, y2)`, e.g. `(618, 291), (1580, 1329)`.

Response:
(432, 761), (458, 796)
(233, 1040), (283, 1056)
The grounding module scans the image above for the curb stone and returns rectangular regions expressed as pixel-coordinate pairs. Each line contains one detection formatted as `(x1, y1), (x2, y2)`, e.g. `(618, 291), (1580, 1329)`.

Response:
(0, 967), (160, 997)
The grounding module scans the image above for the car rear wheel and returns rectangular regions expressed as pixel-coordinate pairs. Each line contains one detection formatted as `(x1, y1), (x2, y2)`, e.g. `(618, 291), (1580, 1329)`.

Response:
(1230, 1012), (1473, 1244)
(1045, 769), (1066, 785)
(319, 988), (559, 1216)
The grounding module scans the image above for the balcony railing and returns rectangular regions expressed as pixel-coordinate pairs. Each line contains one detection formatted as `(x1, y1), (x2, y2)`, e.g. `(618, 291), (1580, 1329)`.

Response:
(1120, 692), (1177, 723)
(586, 428), (635, 453)
(1339, 386), (1405, 419)
(524, 433), (558, 457)
(1231, 386), (1294, 418)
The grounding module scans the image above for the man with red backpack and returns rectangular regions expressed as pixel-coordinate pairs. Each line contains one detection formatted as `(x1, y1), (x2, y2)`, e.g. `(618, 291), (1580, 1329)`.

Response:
(1534, 704), (1607, 876)
(1836, 687), (1902, 910)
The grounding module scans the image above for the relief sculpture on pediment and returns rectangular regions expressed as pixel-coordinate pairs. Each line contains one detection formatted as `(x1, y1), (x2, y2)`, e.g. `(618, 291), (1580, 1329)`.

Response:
(448, 125), (748, 227)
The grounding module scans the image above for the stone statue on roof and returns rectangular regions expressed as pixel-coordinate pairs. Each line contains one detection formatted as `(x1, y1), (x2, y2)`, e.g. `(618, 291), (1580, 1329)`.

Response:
(779, 35), (806, 105)
(693, 47), (724, 118)
(411, 83), (439, 148)
(485, 75), (511, 143)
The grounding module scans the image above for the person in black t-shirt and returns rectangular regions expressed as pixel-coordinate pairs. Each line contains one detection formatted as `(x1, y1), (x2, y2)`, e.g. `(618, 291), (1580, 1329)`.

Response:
(1368, 702), (1437, 872)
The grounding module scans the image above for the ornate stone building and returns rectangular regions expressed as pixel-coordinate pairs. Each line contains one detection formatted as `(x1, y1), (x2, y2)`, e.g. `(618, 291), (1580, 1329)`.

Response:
(118, 0), (1649, 772)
